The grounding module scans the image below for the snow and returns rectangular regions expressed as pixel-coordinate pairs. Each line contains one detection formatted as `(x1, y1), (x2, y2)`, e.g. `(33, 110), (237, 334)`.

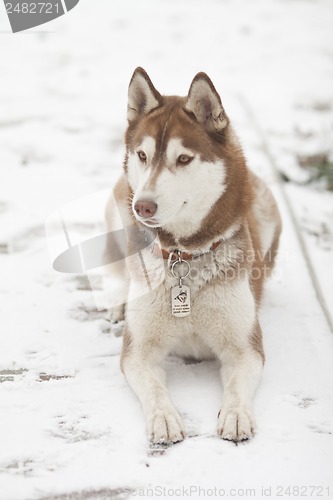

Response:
(1, 0), (333, 499)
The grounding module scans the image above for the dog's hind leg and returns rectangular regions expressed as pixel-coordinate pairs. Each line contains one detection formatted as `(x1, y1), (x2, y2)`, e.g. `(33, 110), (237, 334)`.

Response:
(251, 172), (282, 278)
(105, 175), (132, 323)
(263, 220), (282, 277)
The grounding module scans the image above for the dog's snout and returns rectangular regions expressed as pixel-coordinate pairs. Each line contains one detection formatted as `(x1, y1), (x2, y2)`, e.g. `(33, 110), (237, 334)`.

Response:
(134, 200), (158, 219)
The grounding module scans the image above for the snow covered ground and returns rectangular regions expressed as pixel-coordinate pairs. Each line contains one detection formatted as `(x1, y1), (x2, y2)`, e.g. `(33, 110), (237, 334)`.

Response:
(0, 0), (333, 499)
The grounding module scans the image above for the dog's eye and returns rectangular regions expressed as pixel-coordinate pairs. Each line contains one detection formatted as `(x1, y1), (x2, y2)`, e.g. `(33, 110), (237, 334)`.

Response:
(177, 154), (193, 165)
(137, 150), (147, 162)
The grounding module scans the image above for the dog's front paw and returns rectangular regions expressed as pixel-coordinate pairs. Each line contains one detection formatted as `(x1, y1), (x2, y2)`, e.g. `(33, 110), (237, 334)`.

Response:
(147, 406), (187, 444)
(217, 406), (256, 442)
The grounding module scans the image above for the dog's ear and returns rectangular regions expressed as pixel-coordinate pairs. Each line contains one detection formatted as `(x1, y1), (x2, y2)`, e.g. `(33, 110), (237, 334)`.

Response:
(127, 67), (162, 122)
(185, 73), (228, 132)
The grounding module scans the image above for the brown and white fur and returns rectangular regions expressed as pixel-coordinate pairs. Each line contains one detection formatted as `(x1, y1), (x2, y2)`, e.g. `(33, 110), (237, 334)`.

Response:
(106, 67), (282, 444)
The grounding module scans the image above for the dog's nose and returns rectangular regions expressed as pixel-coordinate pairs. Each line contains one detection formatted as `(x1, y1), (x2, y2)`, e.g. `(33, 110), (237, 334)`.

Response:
(134, 200), (158, 218)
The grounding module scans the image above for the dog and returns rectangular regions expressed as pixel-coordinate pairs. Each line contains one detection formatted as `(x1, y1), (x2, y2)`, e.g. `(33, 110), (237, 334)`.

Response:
(105, 67), (282, 444)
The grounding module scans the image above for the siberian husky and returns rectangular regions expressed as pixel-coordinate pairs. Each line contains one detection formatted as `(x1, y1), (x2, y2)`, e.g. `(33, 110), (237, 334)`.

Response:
(105, 67), (282, 444)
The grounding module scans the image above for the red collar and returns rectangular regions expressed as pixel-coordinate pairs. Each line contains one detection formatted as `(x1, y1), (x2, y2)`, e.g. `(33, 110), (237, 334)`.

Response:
(151, 240), (221, 261)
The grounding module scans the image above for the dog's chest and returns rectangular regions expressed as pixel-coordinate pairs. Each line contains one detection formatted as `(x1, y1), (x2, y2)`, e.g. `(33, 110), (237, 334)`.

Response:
(128, 239), (245, 311)
(126, 238), (256, 358)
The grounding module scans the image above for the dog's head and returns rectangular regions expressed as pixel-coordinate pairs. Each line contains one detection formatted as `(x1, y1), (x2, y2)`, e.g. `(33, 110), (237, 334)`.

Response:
(124, 68), (247, 242)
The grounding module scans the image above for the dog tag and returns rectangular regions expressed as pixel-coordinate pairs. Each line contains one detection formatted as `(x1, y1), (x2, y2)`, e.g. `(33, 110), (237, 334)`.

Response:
(171, 285), (191, 317)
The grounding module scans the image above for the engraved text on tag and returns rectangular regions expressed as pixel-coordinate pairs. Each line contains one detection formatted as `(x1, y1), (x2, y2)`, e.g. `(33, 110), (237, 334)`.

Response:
(171, 285), (191, 317)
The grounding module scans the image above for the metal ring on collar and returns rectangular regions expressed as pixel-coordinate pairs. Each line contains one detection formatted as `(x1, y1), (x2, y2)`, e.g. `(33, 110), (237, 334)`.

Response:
(171, 258), (190, 279)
